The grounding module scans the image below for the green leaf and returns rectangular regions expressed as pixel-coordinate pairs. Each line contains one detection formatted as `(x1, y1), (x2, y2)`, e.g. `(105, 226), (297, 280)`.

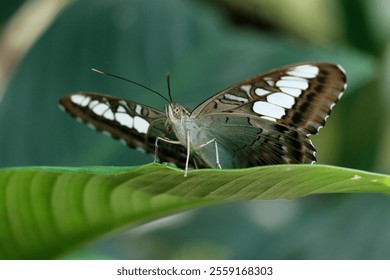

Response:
(1, 163), (389, 259)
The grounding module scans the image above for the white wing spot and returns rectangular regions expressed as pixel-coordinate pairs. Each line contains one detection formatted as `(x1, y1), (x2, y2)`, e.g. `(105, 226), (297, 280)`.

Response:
(70, 95), (86, 106)
(134, 116), (149, 134)
(102, 130), (111, 137)
(240, 85), (251, 96)
(88, 100), (99, 109)
(87, 123), (96, 130)
(136, 146), (146, 153)
(224, 93), (248, 103)
(312, 143), (317, 159)
(81, 97), (91, 107)
(115, 113), (133, 129)
(92, 103), (110, 116)
(70, 95), (92, 107)
(117, 105), (127, 113)
(281, 76), (308, 82)
(255, 88), (270, 96)
(316, 125), (324, 133)
(337, 64), (346, 75)
(264, 77), (274, 86)
(103, 109), (115, 120)
(260, 116), (277, 122)
(279, 87), (302, 97)
(351, 175), (362, 180)
(135, 104), (142, 115)
(267, 92), (295, 109)
(119, 100), (128, 107)
(276, 79), (309, 90)
(253, 101), (285, 119)
(287, 65), (319, 78)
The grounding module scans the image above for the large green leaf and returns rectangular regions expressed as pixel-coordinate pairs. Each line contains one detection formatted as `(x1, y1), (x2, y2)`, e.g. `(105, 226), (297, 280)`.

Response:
(1, 163), (389, 259)
(0, 164), (208, 259)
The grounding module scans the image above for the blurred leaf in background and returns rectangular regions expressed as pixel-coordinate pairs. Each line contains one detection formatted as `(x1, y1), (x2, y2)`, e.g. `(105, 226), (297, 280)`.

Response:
(0, 0), (389, 259)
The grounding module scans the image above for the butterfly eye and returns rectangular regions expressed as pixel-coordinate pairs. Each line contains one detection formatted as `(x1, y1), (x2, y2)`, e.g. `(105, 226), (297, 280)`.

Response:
(174, 107), (181, 118)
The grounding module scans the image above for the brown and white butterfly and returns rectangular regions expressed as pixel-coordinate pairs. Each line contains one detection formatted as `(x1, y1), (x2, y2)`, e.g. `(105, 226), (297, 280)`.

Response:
(59, 62), (347, 176)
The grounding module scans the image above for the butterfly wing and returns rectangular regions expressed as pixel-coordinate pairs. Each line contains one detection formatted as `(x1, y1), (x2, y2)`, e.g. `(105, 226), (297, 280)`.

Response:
(189, 62), (346, 168)
(195, 115), (316, 169)
(192, 62), (347, 135)
(60, 92), (200, 168)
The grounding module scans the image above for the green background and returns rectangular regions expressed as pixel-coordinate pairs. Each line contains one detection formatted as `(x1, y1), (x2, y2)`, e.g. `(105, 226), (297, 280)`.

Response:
(0, 0), (389, 259)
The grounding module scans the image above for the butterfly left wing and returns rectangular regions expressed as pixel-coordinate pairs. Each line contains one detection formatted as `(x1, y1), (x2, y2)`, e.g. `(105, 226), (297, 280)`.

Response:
(192, 62), (347, 135)
(60, 92), (203, 168)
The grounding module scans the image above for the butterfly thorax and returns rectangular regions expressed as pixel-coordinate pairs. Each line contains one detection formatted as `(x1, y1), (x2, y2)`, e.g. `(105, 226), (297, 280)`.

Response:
(165, 102), (191, 141)
(165, 103), (203, 148)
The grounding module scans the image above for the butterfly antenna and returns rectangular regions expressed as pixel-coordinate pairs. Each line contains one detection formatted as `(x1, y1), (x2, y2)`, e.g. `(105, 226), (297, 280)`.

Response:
(91, 68), (170, 103)
(166, 72), (173, 102)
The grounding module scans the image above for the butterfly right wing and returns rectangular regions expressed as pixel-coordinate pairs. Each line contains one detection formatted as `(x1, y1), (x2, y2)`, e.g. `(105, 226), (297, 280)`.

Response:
(187, 62), (346, 169)
(192, 62), (347, 136)
(195, 114), (316, 169)
(59, 92), (201, 168)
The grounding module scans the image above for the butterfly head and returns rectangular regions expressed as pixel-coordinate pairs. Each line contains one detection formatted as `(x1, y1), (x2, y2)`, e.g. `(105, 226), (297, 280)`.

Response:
(165, 103), (190, 132)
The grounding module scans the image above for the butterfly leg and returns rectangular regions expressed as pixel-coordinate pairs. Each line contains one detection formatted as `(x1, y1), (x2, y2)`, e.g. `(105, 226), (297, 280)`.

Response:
(154, 136), (190, 177)
(184, 130), (190, 177)
(200, 138), (222, 169)
(154, 136), (181, 162)
(154, 137), (161, 163)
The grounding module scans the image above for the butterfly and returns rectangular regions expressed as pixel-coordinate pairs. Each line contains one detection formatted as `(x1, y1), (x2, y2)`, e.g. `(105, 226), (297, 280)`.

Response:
(59, 62), (347, 176)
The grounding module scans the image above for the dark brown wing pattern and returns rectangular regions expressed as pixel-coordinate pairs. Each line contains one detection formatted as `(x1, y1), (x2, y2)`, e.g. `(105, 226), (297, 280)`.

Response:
(59, 92), (200, 168)
(192, 62), (347, 135)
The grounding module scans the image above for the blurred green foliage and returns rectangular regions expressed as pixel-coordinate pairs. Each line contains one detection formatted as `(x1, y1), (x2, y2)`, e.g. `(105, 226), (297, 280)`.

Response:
(0, 0), (389, 259)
